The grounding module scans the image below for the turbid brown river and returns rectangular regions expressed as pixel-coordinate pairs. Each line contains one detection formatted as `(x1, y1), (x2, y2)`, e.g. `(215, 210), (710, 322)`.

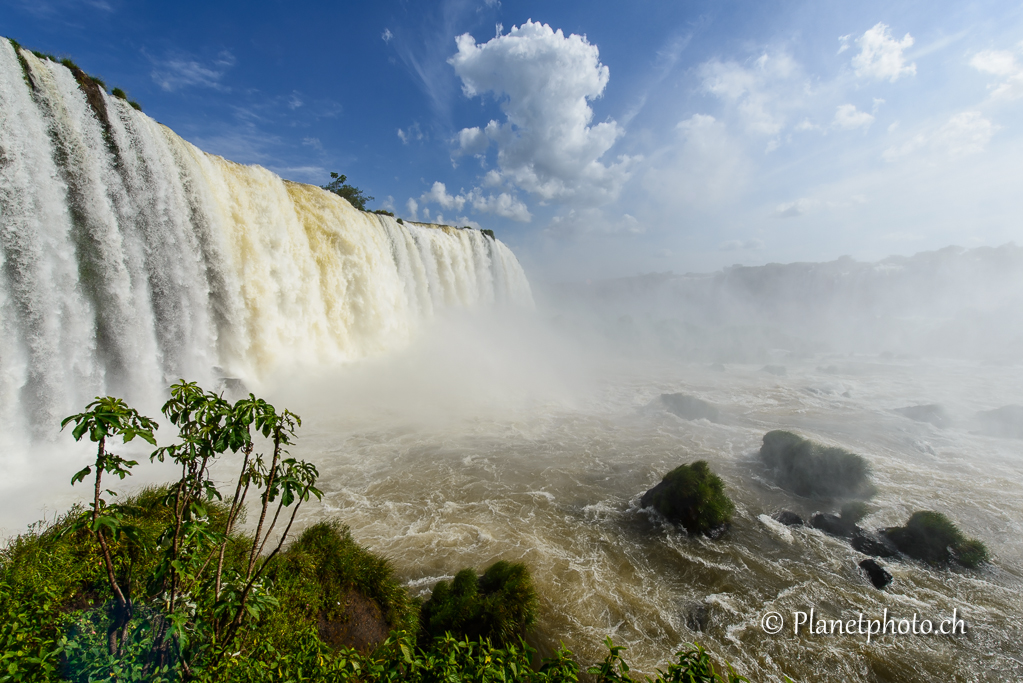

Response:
(245, 315), (1023, 683)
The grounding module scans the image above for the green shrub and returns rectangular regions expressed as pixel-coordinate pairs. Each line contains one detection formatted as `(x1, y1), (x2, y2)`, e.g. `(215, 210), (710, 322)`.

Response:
(884, 511), (989, 568)
(321, 172), (373, 211)
(759, 431), (874, 500)
(419, 561), (538, 646)
(640, 461), (735, 535)
(111, 87), (127, 99)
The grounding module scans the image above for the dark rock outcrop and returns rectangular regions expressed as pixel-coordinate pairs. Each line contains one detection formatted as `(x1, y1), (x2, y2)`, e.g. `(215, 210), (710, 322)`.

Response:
(640, 461), (735, 536)
(773, 510), (804, 526)
(850, 529), (899, 558)
(658, 393), (720, 422)
(759, 430), (875, 500)
(894, 404), (950, 428)
(685, 602), (710, 632)
(810, 512), (857, 538)
(975, 405), (1023, 439)
(859, 559), (893, 589)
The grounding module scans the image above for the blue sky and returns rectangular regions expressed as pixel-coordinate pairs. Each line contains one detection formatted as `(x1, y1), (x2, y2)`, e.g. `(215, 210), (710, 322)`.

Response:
(3, 0), (1023, 280)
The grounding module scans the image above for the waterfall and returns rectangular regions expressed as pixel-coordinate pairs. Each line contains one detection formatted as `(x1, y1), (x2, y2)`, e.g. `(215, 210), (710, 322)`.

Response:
(0, 40), (534, 437)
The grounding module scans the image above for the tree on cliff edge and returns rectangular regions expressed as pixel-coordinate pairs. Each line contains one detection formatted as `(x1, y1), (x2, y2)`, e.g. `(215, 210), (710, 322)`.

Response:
(322, 172), (373, 211)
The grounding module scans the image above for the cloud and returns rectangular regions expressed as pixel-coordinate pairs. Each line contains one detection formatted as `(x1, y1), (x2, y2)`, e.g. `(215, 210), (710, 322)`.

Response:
(449, 20), (634, 204)
(151, 50), (236, 91)
(455, 126), (488, 156)
(420, 182), (466, 211)
(545, 207), (642, 236)
(851, 23), (916, 82)
(970, 48), (1023, 100)
(288, 92), (303, 109)
(417, 182), (531, 222)
(719, 238), (765, 251)
(301, 137), (322, 150)
(935, 112), (998, 156)
(382, 28), (393, 43)
(397, 122), (424, 144)
(643, 114), (750, 210)
(698, 52), (800, 137)
(775, 198), (818, 218)
(406, 198), (419, 221)
(833, 104), (874, 130)
(883, 111), (997, 161)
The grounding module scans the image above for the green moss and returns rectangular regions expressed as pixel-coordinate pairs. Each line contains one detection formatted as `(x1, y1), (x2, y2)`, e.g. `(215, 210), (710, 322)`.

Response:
(884, 511), (989, 568)
(759, 430), (875, 500)
(111, 87), (126, 99)
(640, 461), (735, 535)
(273, 519), (415, 632)
(419, 561), (538, 647)
(128, 100), (142, 111)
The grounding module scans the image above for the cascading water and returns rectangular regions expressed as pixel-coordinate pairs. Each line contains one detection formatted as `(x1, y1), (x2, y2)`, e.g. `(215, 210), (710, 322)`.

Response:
(0, 40), (532, 438)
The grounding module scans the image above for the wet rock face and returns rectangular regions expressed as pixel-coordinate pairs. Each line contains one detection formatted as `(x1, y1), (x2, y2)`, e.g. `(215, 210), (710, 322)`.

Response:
(975, 405), (1023, 439)
(810, 512), (857, 538)
(658, 393), (720, 422)
(850, 529), (899, 558)
(774, 510), (804, 526)
(685, 602), (710, 632)
(859, 559), (893, 589)
(895, 404), (950, 428)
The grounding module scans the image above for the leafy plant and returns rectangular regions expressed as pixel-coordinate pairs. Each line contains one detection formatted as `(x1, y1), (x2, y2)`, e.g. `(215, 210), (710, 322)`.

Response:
(61, 397), (158, 656)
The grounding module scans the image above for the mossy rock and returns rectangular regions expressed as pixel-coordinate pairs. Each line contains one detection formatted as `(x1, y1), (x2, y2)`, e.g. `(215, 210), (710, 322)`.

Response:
(883, 511), (989, 568)
(640, 461), (735, 536)
(659, 394), (720, 422)
(419, 560), (538, 646)
(759, 430), (875, 500)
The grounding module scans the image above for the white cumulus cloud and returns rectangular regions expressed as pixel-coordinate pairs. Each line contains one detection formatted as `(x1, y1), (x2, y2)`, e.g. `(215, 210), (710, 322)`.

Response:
(448, 20), (634, 204)
(417, 182), (532, 222)
(420, 182), (467, 212)
(852, 23), (916, 82)
(833, 104), (875, 130)
(699, 53), (799, 136)
(970, 48), (1023, 100)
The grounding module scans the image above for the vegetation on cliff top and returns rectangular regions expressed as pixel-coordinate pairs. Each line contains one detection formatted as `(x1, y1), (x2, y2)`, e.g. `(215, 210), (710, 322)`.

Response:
(322, 172), (374, 211)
